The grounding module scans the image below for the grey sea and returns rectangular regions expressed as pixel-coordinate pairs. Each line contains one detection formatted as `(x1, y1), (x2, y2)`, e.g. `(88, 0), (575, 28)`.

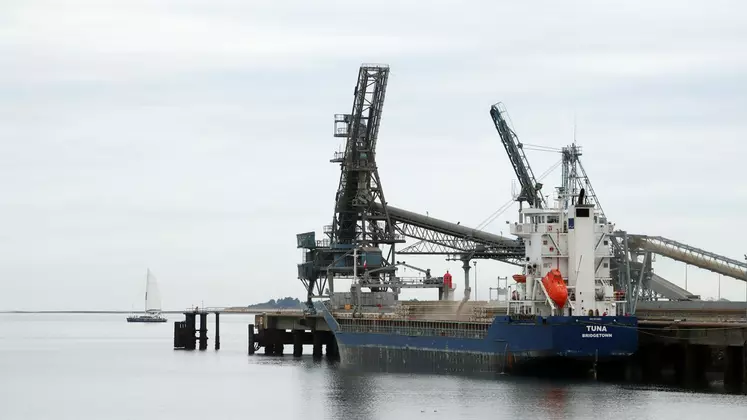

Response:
(1, 313), (745, 420)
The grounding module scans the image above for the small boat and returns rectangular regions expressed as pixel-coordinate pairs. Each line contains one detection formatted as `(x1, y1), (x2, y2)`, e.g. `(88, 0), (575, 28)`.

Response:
(541, 268), (568, 308)
(127, 269), (167, 323)
(512, 274), (527, 283)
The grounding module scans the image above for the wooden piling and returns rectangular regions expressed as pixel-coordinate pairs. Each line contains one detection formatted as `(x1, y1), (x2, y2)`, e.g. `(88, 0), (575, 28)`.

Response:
(247, 324), (255, 355)
(173, 309), (221, 352)
(215, 313), (220, 350)
(198, 312), (208, 350)
(293, 330), (304, 357)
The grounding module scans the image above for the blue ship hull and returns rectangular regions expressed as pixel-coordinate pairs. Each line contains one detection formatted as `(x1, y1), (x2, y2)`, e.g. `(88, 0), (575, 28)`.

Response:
(322, 310), (638, 377)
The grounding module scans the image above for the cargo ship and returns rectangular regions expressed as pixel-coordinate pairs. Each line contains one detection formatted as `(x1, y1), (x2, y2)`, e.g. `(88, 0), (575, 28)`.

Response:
(317, 189), (638, 377)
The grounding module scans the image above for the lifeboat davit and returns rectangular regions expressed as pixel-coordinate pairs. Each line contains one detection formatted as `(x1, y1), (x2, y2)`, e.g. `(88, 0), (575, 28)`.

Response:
(541, 269), (568, 308)
(512, 274), (526, 283)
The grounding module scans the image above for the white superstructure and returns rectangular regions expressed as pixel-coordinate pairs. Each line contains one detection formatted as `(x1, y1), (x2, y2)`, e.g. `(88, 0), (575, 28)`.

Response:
(509, 189), (621, 317)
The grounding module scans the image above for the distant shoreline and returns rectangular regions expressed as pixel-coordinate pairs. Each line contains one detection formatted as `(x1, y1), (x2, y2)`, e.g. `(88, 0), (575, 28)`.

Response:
(0, 309), (269, 314)
(0, 300), (305, 314)
(0, 310), (174, 314)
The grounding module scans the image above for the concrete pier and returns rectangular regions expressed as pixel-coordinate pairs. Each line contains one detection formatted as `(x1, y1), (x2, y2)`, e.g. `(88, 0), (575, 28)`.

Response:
(247, 311), (338, 360)
(596, 320), (747, 393)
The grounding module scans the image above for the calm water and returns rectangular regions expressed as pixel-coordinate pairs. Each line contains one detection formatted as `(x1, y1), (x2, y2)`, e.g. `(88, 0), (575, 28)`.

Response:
(1, 313), (745, 420)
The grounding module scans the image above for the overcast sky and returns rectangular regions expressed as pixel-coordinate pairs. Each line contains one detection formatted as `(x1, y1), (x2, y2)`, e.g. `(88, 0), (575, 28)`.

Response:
(1, 0), (745, 310)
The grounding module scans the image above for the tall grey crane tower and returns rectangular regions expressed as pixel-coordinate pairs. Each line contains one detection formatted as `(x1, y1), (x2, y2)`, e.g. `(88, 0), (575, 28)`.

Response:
(296, 64), (404, 312)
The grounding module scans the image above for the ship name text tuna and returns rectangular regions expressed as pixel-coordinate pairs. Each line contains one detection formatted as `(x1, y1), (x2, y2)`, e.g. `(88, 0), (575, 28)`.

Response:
(581, 325), (612, 338)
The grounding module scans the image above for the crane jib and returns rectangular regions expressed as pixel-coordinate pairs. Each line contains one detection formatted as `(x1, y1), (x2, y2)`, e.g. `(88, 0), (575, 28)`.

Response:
(490, 104), (545, 208)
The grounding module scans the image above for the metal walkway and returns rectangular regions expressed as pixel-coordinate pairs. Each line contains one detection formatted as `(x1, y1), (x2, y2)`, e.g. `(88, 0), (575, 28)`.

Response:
(629, 235), (747, 282)
(373, 203), (525, 264)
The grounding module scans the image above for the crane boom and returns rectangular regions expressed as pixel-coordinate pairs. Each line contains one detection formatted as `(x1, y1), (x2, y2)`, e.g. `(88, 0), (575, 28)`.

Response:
(490, 103), (546, 208)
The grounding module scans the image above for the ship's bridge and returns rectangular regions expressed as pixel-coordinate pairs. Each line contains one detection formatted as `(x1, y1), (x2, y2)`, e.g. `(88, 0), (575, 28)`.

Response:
(510, 207), (562, 238)
(510, 206), (612, 238)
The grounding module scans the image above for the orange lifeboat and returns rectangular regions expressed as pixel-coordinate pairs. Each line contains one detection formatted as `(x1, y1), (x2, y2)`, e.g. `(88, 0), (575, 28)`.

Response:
(541, 269), (568, 308)
(512, 274), (526, 283)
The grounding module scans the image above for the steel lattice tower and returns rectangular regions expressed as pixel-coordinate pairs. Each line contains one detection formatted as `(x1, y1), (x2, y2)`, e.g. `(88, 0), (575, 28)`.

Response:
(329, 64), (400, 248)
(297, 64), (404, 312)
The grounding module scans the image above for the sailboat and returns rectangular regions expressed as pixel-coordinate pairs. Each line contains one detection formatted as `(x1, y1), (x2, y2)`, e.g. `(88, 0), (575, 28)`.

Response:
(127, 269), (168, 323)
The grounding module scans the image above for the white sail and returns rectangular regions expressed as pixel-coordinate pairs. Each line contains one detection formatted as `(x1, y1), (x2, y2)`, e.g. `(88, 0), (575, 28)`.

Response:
(144, 269), (162, 313)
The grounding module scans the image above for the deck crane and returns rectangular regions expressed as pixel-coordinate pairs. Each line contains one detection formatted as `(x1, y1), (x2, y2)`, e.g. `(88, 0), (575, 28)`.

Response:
(490, 103), (546, 209)
(488, 103), (643, 308)
(490, 102), (607, 221)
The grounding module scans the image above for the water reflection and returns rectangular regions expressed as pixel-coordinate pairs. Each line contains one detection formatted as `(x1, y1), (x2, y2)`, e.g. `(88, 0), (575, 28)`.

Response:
(2, 314), (746, 420)
(541, 387), (568, 420)
(321, 361), (377, 420)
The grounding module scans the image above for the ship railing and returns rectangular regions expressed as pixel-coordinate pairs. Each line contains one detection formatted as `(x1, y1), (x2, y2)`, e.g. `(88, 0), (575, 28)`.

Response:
(506, 300), (536, 315)
(184, 306), (226, 312)
(506, 300), (591, 316)
(393, 276), (444, 286)
(334, 311), (400, 320)
(336, 316), (490, 339)
(396, 277), (427, 285)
